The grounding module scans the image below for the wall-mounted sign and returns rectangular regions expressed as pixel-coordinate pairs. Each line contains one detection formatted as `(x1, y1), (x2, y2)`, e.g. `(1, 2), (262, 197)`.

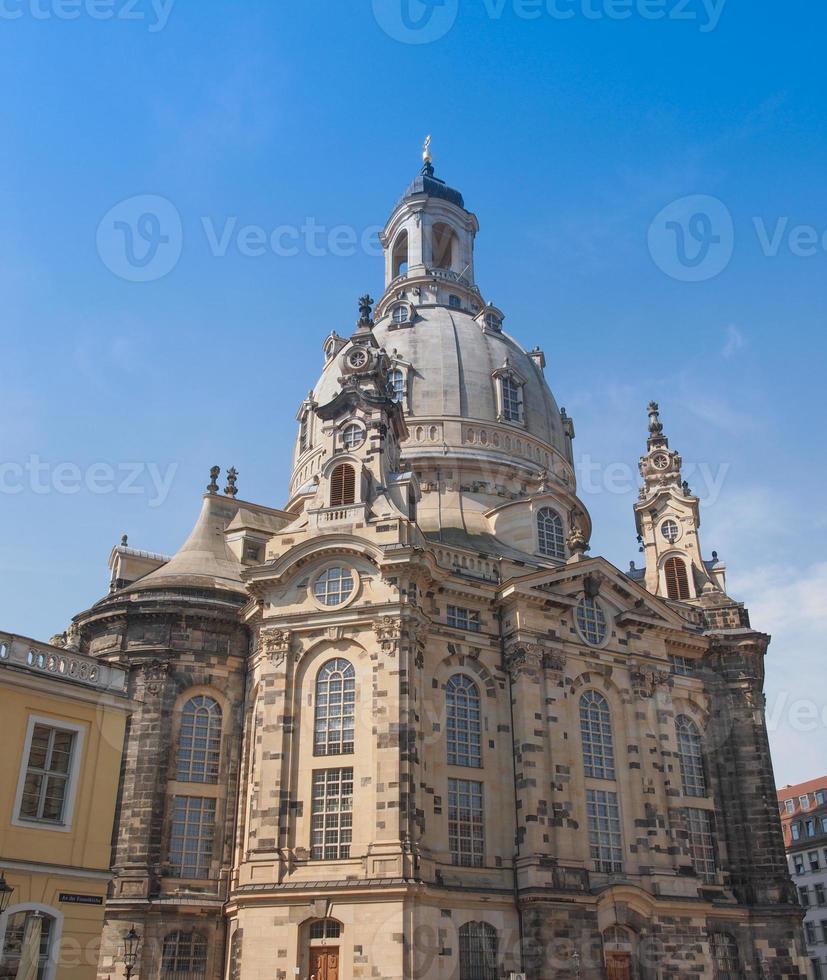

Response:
(58, 893), (103, 906)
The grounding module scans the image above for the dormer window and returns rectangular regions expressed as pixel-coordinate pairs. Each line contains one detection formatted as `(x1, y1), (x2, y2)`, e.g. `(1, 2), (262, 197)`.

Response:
(501, 376), (521, 421)
(484, 312), (501, 331)
(448, 294), (461, 309)
(342, 423), (365, 451)
(392, 304), (409, 325)
(389, 368), (406, 404)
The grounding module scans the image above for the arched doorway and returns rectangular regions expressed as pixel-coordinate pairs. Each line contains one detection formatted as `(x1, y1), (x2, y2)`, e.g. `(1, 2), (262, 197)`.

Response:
(306, 919), (341, 980)
(603, 925), (638, 980)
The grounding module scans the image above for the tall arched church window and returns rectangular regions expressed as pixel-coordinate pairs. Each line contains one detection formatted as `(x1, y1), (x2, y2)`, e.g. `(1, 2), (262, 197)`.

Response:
(676, 715), (707, 797)
(537, 507), (565, 559)
(392, 230), (409, 278)
(580, 691), (615, 780)
(314, 658), (356, 756)
(664, 556), (691, 600)
(177, 695), (222, 783)
(459, 922), (498, 980)
(432, 222), (457, 271)
(1, 910), (56, 980)
(446, 674), (482, 768)
(330, 463), (356, 507)
(162, 931), (208, 978)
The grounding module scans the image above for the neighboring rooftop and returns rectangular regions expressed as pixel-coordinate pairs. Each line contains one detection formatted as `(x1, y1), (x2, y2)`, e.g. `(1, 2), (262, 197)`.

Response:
(0, 630), (128, 695)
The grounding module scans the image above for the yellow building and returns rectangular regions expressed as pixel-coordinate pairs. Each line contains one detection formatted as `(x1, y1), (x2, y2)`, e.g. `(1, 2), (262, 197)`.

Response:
(0, 631), (131, 980)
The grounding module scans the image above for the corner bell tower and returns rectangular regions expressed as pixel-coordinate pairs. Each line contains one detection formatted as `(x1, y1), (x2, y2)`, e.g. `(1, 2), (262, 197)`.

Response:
(634, 401), (722, 601)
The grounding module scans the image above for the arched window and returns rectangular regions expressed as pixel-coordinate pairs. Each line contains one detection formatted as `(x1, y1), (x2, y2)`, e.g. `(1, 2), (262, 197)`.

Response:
(1, 910), (56, 980)
(580, 691), (615, 780)
(676, 715), (707, 797)
(446, 674), (482, 768)
(309, 919), (341, 940)
(299, 412), (310, 453)
(392, 230), (408, 278)
(459, 922), (498, 980)
(330, 463), (356, 507)
(537, 507), (565, 559)
(389, 368), (406, 403)
(314, 659), (356, 756)
(710, 932), (741, 978)
(664, 556), (691, 600)
(177, 695), (222, 783)
(162, 930), (208, 978)
(432, 222), (457, 271)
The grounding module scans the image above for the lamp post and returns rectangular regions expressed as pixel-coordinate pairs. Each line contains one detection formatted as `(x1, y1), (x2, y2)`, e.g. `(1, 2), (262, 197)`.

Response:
(122, 926), (140, 980)
(0, 872), (14, 914)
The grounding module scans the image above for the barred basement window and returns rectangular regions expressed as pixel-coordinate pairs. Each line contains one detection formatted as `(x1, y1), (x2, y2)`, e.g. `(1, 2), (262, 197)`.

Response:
(676, 715), (707, 797)
(330, 463), (356, 507)
(448, 778), (485, 867)
(19, 723), (77, 823)
(710, 932), (741, 979)
(664, 556), (691, 600)
(314, 659), (356, 756)
(580, 691), (615, 780)
(447, 605), (481, 632)
(168, 796), (216, 879)
(537, 507), (565, 559)
(446, 675), (482, 768)
(684, 807), (716, 882)
(161, 931), (208, 978)
(459, 922), (498, 980)
(177, 696), (222, 783)
(586, 788), (623, 873)
(311, 768), (353, 860)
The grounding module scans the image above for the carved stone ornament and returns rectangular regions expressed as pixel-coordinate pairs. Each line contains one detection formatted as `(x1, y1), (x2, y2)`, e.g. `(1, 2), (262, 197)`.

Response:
(543, 650), (567, 672)
(260, 627), (292, 667)
(141, 659), (170, 695)
(630, 663), (670, 698)
(373, 616), (402, 655)
(506, 642), (544, 677)
(64, 622), (82, 652)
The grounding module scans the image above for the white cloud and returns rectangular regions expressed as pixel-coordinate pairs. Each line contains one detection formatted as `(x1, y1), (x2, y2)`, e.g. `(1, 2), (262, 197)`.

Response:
(721, 323), (746, 359)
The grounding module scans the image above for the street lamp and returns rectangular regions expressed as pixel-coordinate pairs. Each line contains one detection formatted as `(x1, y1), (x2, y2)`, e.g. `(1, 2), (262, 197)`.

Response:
(122, 926), (140, 980)
(0, 872), (14, 914)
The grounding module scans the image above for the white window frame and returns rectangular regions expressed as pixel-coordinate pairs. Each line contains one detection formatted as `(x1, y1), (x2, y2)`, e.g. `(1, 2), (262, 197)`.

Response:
(0, 904), (64, 980)
(448, 778), (485, 867)
(12, 715), (86, 834)
(492, 364), (526, 426)
(446, 605), (481, 633)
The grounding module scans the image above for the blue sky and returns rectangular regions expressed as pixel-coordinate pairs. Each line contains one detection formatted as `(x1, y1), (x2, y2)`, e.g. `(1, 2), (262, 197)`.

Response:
(1, 0), (825, 785)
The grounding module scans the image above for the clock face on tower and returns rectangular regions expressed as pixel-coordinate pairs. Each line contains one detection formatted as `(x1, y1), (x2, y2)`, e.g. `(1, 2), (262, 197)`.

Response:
(652, 453), (670, 469)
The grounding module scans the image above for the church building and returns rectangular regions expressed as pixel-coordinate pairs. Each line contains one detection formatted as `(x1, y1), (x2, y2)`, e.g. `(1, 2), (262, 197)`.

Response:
(67, 149), (805, 979)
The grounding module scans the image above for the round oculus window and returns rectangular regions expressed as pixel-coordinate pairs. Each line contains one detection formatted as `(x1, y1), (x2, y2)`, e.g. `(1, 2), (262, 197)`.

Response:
(576, 597), (608, 646)
(660, 519), (680, 543)
(313, 567), (356, 607)
(348, 349), (368, 369)
(652, 453), (670, 469)
(342, 423), (365, 451)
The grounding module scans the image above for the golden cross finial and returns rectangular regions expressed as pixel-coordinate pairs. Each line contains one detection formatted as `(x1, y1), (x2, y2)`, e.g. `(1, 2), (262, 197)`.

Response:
(422, 134), (432, 164)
